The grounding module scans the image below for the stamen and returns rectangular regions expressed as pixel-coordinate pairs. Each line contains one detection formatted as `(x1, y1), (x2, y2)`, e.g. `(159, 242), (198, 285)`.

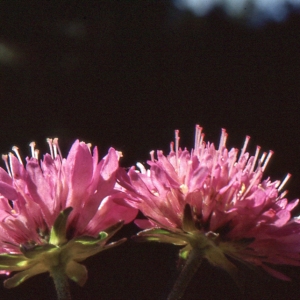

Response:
(170, 141), (174, 153)
(8, 153), (16, 176)
(278, 173), (291, 192)
(194, 125), (202, 155)
(29, 142), (36, 158)
(223, 131), (228, 148)
(136, 162), (146, 174)
(34, 149), (39, 160)
(250, 146), (261, 173)
(12, 146), (23, 165)
(2, 155), (12, 177)
(262, 150), (274, 171)
(240, 169), (262, 201)
(197, 133), (205, 159)
(259, 152), (267, 166)
(279, 190), (288, 199)
(238, 135), (250, 162)
(149, 150), (155, 162)
(228, 148), (239, 177)
(218, 128), (227, 151)
(175, 130), (180, 172)
(46, 138), (54, 159)
(52, 138), (62, 159)
(53, 143), (58, 158)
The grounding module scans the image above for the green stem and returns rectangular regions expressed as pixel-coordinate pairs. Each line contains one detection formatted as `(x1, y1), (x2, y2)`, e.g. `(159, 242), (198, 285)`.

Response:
(167, 248), (203, 300)
(51, 265), (72, 300)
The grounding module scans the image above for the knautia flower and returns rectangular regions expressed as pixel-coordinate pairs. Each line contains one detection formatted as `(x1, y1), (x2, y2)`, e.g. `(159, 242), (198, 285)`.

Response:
(117, 125), (300, 299)
(0, 139), (137, 299)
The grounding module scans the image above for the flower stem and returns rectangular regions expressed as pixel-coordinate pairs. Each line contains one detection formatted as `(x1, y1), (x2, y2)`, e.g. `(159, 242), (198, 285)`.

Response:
(51, 265), (72, 300)
(167, 248), (203, 300)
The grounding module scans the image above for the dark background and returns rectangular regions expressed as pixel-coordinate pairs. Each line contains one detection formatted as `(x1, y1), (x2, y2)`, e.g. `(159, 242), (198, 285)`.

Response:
(1, 1), (300, 299)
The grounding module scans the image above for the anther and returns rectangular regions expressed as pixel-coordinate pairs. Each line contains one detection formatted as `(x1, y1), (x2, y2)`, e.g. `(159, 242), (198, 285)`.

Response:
(12, 146), (23, 165)
(87, 143), (92, 154)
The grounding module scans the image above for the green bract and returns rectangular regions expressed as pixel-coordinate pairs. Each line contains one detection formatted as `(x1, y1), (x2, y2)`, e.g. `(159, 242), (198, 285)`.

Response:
(0, 207), (125, 288)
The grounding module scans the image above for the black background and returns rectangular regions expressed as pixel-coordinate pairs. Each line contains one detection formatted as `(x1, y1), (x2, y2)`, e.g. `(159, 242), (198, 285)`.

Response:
(1, 1), (300, 299)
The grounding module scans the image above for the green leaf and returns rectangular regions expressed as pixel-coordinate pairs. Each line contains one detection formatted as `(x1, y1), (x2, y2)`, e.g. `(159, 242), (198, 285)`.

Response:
(49, 207), (73, 246)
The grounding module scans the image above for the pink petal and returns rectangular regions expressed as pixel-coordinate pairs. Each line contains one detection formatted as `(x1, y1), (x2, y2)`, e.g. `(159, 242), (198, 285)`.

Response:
(273, 210), (290, 227)
(85, 197), (138, 235)
(65, 141), (93, 210)
(0, 182), (18, 200)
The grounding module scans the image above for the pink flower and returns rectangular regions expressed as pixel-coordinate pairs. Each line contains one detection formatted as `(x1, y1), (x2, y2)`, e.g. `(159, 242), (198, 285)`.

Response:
(0, 139), (137, 288)
(117, 125), (300, 281)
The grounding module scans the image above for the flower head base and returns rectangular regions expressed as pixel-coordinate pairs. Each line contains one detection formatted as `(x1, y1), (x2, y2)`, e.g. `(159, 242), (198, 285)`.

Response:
(0, 139), (137, 288)
(117, 125), (300, 282)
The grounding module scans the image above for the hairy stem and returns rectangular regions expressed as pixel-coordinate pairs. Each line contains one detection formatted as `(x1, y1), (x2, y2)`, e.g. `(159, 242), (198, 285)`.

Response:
(167, 248), (203, 300)
(51, 265), (72, 300)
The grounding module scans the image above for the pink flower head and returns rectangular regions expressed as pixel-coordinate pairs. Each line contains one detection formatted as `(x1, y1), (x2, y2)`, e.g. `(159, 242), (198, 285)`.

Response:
(0, 139), (137, 288)
(117, 125), (300, 281)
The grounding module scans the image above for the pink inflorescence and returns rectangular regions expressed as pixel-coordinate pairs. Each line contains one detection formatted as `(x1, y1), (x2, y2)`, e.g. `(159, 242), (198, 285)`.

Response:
(117, 125), (300, 280)
(0, 139), (137, 280)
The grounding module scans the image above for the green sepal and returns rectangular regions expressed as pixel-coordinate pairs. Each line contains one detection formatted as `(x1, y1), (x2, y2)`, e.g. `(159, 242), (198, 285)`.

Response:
(49, 207), (73, 246)
(20, 244), (57, 259)
(100, 220), (124, 239)
(133, 234), (187, 245)
(60, 220), (126, 262)
(179, 245), (192, 260)
(182, 204), (197, 232)
(4, 263), (48, 288)
(134, 228), (189, 246)
(0, 254), (30, 271)
(1, 219), (126, 289)
(65, 261), (88, 286)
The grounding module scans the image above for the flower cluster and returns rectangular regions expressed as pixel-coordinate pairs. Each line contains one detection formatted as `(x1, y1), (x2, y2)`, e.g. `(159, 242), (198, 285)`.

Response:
(0, 139), (137, 288)
(1, 126), (300, 299)
(117, 125), (300, 281)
